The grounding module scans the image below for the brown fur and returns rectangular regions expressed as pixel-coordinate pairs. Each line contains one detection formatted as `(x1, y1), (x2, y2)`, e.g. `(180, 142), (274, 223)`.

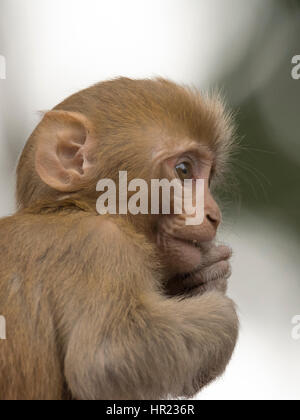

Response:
(17, 78), (234, 210)
(0, 77), (238, 400)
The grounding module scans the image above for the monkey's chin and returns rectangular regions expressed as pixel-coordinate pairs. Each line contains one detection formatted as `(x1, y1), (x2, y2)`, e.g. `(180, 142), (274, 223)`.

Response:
(165, 260), (231, 297)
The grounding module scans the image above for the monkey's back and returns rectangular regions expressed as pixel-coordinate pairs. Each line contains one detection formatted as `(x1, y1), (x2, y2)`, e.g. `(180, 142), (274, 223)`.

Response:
(0, 212), (91, 400)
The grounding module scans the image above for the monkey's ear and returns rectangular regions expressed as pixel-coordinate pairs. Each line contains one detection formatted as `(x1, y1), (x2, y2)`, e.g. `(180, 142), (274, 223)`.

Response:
(35, 111), (95, 192)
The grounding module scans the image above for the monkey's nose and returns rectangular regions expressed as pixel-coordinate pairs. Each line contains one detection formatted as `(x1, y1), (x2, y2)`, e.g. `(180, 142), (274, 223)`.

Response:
(206, 212), (220, 229)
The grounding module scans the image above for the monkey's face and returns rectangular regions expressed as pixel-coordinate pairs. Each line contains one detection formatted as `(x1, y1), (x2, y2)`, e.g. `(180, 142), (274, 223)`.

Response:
(154, 141), (232, 296)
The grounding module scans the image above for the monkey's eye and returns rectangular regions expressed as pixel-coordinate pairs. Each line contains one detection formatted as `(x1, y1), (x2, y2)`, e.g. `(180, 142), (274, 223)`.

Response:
(175, 162), (193, 181)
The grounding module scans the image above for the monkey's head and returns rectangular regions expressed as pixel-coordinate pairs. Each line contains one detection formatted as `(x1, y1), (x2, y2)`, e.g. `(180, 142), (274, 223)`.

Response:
(17, 77), (235, 295)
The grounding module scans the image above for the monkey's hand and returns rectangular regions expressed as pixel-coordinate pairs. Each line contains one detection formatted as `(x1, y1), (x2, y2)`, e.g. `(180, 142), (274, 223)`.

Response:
(165, 243), (232, 297)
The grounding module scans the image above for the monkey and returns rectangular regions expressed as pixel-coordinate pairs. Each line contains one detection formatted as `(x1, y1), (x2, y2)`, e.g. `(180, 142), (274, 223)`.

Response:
(0, 77), (239, 400)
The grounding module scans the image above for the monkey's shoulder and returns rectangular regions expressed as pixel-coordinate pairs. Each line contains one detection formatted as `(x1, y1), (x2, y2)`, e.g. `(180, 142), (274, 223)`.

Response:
(0, 212), (154, 267)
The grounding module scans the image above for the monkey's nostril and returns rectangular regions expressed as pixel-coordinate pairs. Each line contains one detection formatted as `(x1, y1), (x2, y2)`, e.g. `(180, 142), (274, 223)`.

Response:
(206, 213), (219, 228)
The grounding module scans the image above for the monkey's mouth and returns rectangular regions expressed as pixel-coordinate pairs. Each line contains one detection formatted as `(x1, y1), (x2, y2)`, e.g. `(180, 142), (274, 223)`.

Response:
(183, 239), (202, 248)
(162, 237), (232, 296)
(167, 258), (231, 297)
(177, 258), (231, 284)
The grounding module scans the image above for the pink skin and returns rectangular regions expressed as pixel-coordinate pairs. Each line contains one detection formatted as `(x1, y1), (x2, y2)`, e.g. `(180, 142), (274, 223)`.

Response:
(157, 152), (232, 296)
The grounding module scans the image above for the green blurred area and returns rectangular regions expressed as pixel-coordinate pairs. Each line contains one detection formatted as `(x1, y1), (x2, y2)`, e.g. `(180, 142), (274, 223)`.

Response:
(219, 0), (300, 237)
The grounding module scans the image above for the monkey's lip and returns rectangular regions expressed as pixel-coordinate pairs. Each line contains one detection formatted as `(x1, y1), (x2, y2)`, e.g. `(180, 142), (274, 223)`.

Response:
(179, 259), (231, 284)
(169, 236), (231, 266)
(165, 236), (205, 258)
(190, 260), (231, 283)
(169, 237), (232, 282)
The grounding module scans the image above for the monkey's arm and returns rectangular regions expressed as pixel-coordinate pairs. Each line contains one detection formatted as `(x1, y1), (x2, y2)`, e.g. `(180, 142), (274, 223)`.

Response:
(62, 219), (238, 400)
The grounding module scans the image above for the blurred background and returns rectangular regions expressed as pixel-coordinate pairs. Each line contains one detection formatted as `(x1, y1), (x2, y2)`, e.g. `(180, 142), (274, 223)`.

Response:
(0, 0), (299, 400)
